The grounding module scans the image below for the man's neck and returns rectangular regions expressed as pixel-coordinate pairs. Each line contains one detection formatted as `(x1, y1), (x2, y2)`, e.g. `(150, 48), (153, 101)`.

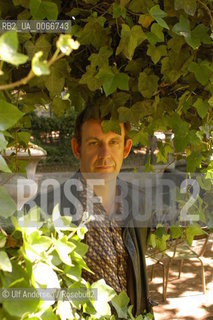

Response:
(93, 179), (116, 214)
(81, 171), (117, 214)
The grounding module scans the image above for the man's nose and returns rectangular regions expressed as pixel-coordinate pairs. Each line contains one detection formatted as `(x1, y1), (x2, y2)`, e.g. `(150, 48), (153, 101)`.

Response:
(98, 143), (110, 158)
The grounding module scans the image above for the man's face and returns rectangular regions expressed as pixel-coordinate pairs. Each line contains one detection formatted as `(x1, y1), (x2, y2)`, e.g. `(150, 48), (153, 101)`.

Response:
(72, 119), (132, 175)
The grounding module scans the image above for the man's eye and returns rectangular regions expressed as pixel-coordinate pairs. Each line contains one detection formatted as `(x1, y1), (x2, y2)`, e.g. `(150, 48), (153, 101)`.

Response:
(110, 140), (119, 145)
(89, 141), (98, 145)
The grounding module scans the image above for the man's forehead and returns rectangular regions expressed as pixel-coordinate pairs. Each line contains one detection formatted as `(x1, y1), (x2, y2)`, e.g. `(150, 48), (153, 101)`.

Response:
(81, 119), (125, 137)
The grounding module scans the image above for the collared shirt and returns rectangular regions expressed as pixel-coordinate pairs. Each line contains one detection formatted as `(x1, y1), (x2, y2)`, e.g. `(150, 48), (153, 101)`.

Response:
(76, 172), (128, 293)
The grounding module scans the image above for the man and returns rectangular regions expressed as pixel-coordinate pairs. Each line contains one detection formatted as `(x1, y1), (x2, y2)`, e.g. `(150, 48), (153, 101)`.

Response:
(26, 106), (152, 316)
(70, 107), (152, 315)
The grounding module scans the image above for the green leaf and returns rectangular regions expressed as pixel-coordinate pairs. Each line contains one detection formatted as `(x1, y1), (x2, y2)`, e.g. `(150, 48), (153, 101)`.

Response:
(113, 2), (126, 18)
(0, 186), (16, 217)
(186, 152), (203, 172)
(170, 226), (183, 239)
(172, 15), (190, 38)
(128, 0), (154, 13)
(91, 279), (116, 317)
(52, 97), (70, 117)
(188, 61), (211, 85)
(0, 155), (11, 173)
(89, 46), (113, 68)
(53, 236), (76, 266)
(0, 232), (6, 248)
(33, 262), (60, 288)
(116, 24), (146, 60)
(101, 119), (121, 135)
(32, 51), (50, 76)
(0, 251), (12, 272)
(138, 14), (154, 28)
(130, 129), (149, 146)
(138, 71), (159, 98)
(1, 261), (40, 317)
(0, 31), (28, 66)
(147, 23), (164, 45)
(24, 34), (51, 60)
(45, 64), (65, 98)
(111, 291), (129, 319)
(56, 34), (80, 55)
(147, 44), (167, 64)
(149, 5), (169, 29)
(148, 233), (156, 247)
(78, 16), (108, 49)
(79, 65), (102, 91)
(193, 98), (210, 119)
(30, 0), (58, 20)
(97, 67), (129, 96)
(175, 0), (197, 16)
(17, 132), (31, 147)
(185, 225), (205, 245)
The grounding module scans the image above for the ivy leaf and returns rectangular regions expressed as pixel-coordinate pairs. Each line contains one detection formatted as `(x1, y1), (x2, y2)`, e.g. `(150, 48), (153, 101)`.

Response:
(138, 14), (154, 28)
(168, 114), (190, 151)
(186, 152), (203, 172)
(53, 236), (76, 266)
(56, 35), (80, 55)
(0, 132), (8, 151)
(33, 262), (60, 288)
(32, 51), (50, 76)
(78, 16), (108, 49)
(101, 119), (121, 135)
(30, 0), (58, 20)
(97, 67), (129, 96)
(193, 98), (210, 119)
(130, 129), (149, 146)
(147, 44), (167, 64)
(116, 24), (146, 60)
(89, 46), (113, 68)
(147, 23), (164, 45)
(79, 65), (102, 91)
(0, 155), (11, 173)
(138, 71), (159, 98)
(0, 251), (12, 272)
(148, 233), (156, 248)
(188, 61), (211, 86)
(0, 31), (28, 66)
(52, 97), (70, 117)
(111, 291), (129, 319)
(128, 0), (154, 13)
(0, 186), (16, 218)
(45, 65), (65, 98)
(24, 35), (51, 60)
(175, 0), (197, 16)
(172, 15), (190, 38)
(170, 226), (183, 239)
(149, 5), (169, 29)
(91, 279), (116, 317)
(0, 100), (24, 131)
(185, 225), (205, 245)
(113, 2), (126, 18)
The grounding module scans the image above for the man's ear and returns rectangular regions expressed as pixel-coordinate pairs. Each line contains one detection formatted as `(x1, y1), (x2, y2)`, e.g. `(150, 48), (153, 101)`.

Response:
(123, 139), (132, 159)
(71, 138), (81, 160)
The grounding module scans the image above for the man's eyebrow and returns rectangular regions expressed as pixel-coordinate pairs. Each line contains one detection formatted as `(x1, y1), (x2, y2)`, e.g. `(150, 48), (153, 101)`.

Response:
(85, 137), (99, 141)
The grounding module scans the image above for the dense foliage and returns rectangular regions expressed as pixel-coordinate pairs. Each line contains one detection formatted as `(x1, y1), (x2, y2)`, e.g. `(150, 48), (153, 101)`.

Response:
(0, 207), (153, 319)
(0, 0), (212, 318)
(0, 0), (212, 173)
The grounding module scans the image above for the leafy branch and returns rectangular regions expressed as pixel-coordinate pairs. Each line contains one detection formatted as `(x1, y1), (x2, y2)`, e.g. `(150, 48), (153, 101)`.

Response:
(0, 34), (80, 91)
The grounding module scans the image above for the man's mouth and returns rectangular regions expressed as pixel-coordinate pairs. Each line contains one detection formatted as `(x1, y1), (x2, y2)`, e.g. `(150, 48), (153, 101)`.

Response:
(95, 166), (114, 169)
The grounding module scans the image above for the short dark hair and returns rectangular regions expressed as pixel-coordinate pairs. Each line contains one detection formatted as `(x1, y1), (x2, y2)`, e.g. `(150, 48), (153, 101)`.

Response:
(74, 106), (131, 145)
